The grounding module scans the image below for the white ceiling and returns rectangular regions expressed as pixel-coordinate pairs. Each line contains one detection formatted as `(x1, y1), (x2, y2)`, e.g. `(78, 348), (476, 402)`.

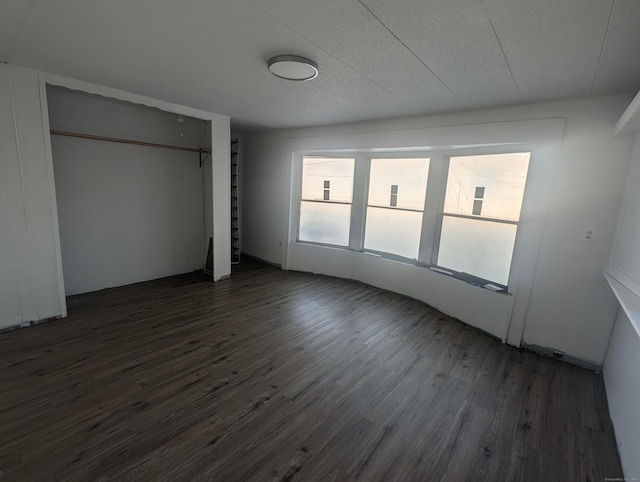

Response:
(1, 0), (639, 132)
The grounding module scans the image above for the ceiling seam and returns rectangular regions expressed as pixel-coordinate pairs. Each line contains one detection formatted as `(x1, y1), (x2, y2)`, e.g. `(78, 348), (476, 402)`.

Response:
(356, 0), (463, 107)
(482, 6), (522, 98)
(244, 0), (412, 107)
(589, 0), (616, 97)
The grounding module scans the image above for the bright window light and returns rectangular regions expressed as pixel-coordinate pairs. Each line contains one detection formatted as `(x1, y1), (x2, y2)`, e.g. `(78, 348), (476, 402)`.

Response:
(299, 157), (354, 246)
(364, 158), (429, 259)
(437, 152), (530, 285)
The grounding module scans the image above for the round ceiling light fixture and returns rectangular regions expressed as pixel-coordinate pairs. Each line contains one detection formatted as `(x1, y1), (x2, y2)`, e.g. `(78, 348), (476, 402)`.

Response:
(268, 55), (318, 81)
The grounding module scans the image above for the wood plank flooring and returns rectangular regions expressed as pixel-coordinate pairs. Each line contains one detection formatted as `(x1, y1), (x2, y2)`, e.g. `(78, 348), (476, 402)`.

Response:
(0, 259), (622, 481)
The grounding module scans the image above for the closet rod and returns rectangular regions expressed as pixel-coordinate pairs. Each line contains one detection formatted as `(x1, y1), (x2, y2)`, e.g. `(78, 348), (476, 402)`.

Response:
(50, 130), (210, 154)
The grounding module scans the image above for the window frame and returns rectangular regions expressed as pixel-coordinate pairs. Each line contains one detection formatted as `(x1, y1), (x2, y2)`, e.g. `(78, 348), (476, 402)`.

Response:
(295, 153), (357, 249)
(429, 147), (534, 291)
(428, 144), (537, 294)
(362, 152), (432, 262)
(292, 145), (537, 292)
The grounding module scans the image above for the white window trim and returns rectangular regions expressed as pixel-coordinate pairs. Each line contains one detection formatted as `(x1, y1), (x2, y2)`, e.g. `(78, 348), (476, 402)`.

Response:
(430, 146), (536, 290)
(292, 153), (357, 248)
(361, 152), (431, 258)
(293, 146), (536, 291)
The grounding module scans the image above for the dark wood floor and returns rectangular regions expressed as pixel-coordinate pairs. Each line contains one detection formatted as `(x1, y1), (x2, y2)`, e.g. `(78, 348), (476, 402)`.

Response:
(0, 259), (622, 481)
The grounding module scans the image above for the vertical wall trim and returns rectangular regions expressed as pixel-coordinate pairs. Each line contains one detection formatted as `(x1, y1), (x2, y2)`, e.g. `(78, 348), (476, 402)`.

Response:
(210, 114), (231, 281)
(212, 118), (221, 279)
(349, 154), (369, 251)
(282, 143), (296, 270)
(38, 74), (67, 316)
(0, 65), (21, 324)
(505, 134), (566, 346)
(7, 67), (39, 320)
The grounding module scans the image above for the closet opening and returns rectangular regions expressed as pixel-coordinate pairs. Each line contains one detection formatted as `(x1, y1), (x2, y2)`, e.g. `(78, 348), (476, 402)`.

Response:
(47, 86), (215, 296)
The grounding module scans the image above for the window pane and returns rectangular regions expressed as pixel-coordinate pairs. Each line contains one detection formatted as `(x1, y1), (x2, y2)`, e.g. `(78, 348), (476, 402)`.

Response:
(365, 207), (423, 259)
(444, 152), (530, 221)
(302, 157), (354, 202)
(437, 216), (517, 286)
(299, 201), (351, 246)
(368, 158), (429, 210)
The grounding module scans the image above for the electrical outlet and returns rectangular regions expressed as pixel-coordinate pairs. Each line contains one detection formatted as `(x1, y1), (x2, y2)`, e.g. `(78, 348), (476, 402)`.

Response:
(583, 228), (594, 242)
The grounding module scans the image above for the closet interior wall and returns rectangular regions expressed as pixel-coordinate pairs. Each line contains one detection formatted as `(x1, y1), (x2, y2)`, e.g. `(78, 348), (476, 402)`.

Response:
(48, 87), (210, 295)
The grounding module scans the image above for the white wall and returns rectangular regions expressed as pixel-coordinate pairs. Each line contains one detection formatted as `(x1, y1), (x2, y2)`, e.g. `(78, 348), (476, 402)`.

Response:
(604, 309), (640, 479)
(0, 64), (65, 329)
(242, 96), (634, 366)
(521, 100), (634, 365)
(608, 133), (640, 295)
(48, 87), (207, 295)
(604, 130), (640, 480)
(242, 132), (287, 264)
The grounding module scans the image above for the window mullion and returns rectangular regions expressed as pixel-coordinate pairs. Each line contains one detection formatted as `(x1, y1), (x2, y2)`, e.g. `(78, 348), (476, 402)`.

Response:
(418, 153), (448, 264)
(292, 154), (304, 243)
(349, 154), (369, 251)
(430, 154), (450, 265)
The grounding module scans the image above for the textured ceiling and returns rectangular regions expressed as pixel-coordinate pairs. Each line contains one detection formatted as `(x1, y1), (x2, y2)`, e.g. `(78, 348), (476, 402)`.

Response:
(1, 0), (639, 132)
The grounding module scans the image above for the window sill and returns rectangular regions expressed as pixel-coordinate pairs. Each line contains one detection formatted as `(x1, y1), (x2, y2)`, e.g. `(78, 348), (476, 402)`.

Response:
(293, 241), (511, 295)
(604, 271), (640, 339)
(426, 266), (510, 295)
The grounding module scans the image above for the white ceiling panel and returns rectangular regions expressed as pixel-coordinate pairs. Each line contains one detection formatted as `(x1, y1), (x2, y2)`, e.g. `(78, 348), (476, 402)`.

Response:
(142, 0), (409, 118)
(8, 1), (403, 130)
(0, 0), (37, 61)
(486, 0), (614, 102)
(246, 0), (462, 109)
(360, 0), (522, 109)
(0, 0), (637, 131)
(591, 0), (640, 96)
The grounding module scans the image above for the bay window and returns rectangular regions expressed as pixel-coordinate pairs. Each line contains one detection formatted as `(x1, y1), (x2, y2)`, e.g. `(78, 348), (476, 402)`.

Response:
(296, 149), (532, 291)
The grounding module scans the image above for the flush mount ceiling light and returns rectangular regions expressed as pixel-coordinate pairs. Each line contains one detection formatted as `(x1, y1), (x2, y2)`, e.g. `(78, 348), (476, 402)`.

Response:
(268, 55), (318, 81)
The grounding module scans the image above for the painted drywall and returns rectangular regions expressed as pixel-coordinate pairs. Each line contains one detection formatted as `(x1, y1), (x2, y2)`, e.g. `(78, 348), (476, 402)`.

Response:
(604, 309), (640, 479)
(48, 87), (207, 295)
(242, 96), (634, 365)
(603, 129), (640, 480)
(608, 133), (640, 295)
(242, 132), (287, 265)
(520, 100), (634, 365)
(0, 64), (66, 329)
